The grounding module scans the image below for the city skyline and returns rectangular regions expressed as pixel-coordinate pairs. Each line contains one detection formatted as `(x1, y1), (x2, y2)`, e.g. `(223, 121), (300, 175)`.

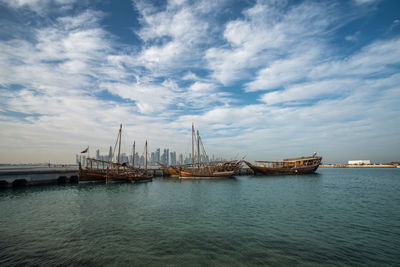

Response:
(76, 145), (226, 167)
(0, 0), (399, 164)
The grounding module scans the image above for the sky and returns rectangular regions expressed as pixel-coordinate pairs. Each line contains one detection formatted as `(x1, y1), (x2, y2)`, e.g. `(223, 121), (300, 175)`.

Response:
(0, 0), (399, 164)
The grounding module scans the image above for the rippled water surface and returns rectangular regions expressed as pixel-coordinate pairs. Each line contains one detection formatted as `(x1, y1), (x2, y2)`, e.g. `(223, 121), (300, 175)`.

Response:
(1, 168), (400, 266)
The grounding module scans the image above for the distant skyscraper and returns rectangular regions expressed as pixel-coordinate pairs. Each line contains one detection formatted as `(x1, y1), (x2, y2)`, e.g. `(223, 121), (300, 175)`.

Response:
(178, 153), (183, 165)
(151, 152), (156, 166)
(184, 153), (191, 165)
(161, 149), (169, 165)
(96, 149), (100, 160)
(156, 148), (160, 163)
(170, 151), (176, 165)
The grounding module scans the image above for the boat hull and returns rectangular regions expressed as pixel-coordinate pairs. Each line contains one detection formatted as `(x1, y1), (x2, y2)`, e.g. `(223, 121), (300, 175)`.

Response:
(78, 165), (152, 182)
(244, 158), (321, 175)
(247, 164), (320, 174)
(164, 167), (180, 176)
(179, 170), (235, 179)
(157, 162), (180, 176)
(78, 169), (107, 181)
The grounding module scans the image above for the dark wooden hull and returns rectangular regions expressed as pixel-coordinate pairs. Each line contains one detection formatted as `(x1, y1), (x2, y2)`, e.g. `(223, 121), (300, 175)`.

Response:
(167, 168), (180, 176)
(163, 167), (180, 176)
(179, 170), (235, 178)
(131, 175), (153, 182)
(78, 168), (152, 182)
(244, 161), (320, 175)
(157, 162), (180, 176)
(78, 169), (107, 181)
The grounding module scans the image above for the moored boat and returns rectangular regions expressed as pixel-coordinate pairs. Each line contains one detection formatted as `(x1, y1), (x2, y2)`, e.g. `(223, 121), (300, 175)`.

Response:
(244, 153), (322, 175)
(78, 124), (152, 183)
(157, 162), (180, 177)
(178, 124), (240, 179)
(180, 169), (235, 178)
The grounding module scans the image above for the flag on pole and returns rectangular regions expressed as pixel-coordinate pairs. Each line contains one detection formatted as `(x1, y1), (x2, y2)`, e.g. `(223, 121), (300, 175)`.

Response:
(81, 146), (89, 153)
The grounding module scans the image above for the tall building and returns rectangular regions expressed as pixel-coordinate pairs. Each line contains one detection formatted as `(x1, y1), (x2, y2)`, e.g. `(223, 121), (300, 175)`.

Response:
(161, 148), (169, 165)
(184, 153), (192, 165)
(178, 153), (183, 165)
(167, 149), (170, 165)
(170, 151), (177, 166)
(156, 148), (160, 163)
(96, 149), (100, 160)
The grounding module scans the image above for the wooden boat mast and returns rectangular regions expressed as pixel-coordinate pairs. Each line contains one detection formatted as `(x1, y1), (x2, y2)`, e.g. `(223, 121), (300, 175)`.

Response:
(145, 140), (148, 175)
(197, 130), (200, 168)
(192, 123), (195, 166)
(132, 141), (135, 167)
(117, 123), (122, 164)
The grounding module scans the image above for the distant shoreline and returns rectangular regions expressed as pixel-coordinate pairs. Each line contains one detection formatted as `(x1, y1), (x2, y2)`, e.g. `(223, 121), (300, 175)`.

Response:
(320, 164), (397, 168)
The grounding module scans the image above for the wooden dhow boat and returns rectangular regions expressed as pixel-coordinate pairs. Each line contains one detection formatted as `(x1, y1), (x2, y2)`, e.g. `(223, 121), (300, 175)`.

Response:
(78, 124), (152, 183)
(177, 124), (241, 179)
(157, 162), (180, 177)
(158, 161), (241, 178)
(244, 153), (322, 175)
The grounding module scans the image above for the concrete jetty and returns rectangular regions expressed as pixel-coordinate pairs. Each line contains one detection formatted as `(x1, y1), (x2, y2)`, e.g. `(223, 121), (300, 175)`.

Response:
(0, 166), (254, 188)
(0, 167), (79, 188)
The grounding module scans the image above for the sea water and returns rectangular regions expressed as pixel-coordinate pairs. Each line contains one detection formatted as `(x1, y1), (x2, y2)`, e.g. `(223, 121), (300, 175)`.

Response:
(1, 168), (399, 266)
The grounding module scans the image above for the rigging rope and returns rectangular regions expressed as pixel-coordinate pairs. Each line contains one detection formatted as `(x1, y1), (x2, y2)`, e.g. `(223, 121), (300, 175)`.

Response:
(199, 136), (208, 162)
(111, 128), (120, 162)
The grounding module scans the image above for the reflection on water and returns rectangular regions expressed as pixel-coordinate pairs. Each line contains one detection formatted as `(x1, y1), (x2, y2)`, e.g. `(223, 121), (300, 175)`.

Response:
(1, 168), (399, 266)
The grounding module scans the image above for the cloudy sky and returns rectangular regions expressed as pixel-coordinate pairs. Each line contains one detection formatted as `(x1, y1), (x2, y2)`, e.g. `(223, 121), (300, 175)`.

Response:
(0, 0), (399, 164)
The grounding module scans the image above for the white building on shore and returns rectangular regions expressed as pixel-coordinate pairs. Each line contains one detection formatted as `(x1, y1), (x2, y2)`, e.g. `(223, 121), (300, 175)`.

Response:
(348, 160), (371, 165)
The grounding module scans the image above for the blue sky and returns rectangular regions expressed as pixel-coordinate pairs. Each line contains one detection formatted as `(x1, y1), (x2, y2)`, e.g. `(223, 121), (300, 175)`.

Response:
(0, 0), (399, 164)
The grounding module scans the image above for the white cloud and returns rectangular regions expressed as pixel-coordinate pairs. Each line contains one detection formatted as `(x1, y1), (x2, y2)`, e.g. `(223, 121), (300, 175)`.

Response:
(172, 75), (400, 162)
(245, 50), (321, 92)
(1, 0), (76, 14)
(254, 37), (400, 120)
(0, 0), (399, 164)
(134, 1), (211, 73)
(205, 2), (333, 85)
(99, 82), (176, 114)
(310, 38), (400, 79)
(354, 0), (377, 5)
(260, 79), (353, 105)
(0, 5), (234, 163)
(345, 32), (360, 42)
